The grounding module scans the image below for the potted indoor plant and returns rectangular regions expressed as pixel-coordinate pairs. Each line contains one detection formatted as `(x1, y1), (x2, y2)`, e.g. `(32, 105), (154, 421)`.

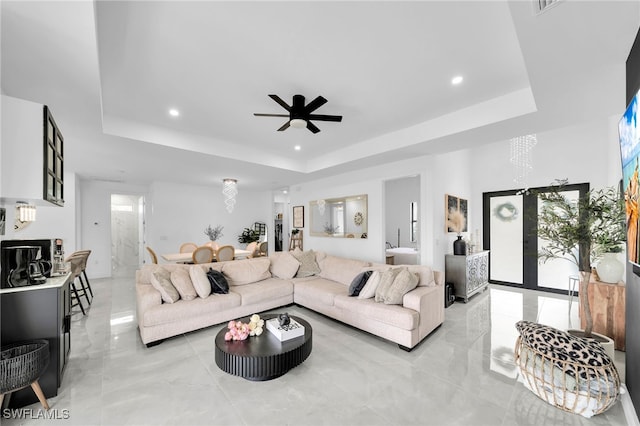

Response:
(204, 225), (224, 242)
(237, 227), (260, 245)
(537, 183), (625, 340)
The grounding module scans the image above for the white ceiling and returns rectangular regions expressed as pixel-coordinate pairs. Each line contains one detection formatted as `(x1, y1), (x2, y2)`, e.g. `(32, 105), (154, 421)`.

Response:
(2, 1), (639, 191)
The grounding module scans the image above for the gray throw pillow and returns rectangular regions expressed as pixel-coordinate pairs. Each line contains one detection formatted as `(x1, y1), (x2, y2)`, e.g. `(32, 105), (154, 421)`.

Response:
(151, 267), (180, 303)
(374, 268), (401, 303)
(358, 271), (382, 299)
(384, 268), (419, 305)
(292, 249), (321, 278)
(348, 271), (372, 297)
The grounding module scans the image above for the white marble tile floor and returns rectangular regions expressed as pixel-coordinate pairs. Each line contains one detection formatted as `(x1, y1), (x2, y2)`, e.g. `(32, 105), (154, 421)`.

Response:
(1, 279), (633, 425)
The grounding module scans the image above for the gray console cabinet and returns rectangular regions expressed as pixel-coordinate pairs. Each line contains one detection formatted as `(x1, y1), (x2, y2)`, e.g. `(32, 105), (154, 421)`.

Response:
(445, 251), (489, 303)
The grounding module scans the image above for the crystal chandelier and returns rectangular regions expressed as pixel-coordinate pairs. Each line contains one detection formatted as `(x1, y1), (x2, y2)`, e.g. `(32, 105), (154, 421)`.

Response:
(222, 179), (238, 213)
(317, 199), (326, 215)
(510, 134), (537, 191)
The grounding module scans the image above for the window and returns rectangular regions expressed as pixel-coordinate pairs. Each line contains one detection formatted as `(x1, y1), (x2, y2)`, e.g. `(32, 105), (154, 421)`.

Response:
(410, 201), (418, 242)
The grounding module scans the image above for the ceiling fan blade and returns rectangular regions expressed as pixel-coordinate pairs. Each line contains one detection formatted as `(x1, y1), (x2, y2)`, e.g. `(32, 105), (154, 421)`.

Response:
(268, 94), (291, 112)
(277, 121), (291, 132)
(305, 96), (328, 114)
(254, 113), (290, 117)
(306, 121), (321, 134)
(308, 114), (342, 122)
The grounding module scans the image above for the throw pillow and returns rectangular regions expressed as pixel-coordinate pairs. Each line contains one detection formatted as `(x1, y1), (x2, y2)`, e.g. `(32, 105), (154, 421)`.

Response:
(358, 271), (381, 299)
(170, 268), (197, 301)
(206, 268), (229, 294)
(374, 268), (402, 303)
(269, 252), (301, 279)
(292, 249), (321, 278)
(384, 268), (419, 305)
(348, 271), (372, 297)
(222, 258), (271, 285)
(150, 267), (180, 303)
(189, 265), (212, 298)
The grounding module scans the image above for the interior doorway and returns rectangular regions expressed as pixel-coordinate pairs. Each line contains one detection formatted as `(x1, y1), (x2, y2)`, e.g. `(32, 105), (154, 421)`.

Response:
(384, 175), (420, 265)
(483, 183), (589, 294)
(111, 194), (145, 278)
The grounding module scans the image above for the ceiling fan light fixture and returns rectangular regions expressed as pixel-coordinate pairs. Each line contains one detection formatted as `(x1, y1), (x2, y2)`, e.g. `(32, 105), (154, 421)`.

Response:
(290, 119), (307, 129)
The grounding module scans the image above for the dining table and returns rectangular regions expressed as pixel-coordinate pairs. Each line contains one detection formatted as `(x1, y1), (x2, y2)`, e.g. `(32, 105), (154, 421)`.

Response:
(161, 249), (252, 263)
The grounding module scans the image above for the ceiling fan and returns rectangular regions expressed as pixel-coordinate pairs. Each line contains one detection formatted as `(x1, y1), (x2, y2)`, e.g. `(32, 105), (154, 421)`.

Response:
(254, 94), (342, 134)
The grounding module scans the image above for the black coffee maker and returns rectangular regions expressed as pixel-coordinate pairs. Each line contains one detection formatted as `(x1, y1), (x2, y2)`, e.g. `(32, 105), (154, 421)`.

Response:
(1, 239), (57, 288)
(3, 246), (49, 287)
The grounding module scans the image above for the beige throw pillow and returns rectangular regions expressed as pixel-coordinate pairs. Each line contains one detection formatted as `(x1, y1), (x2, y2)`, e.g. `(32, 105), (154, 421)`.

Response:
(171, 268), (197, 301)
(384, 268), (420, 305)
(150, 267), (180, 303)
(269, 252), (301, 279)
(374, 268), (401, 302)
(291, 249), (321, 278)
(189, 265), (211, 298)
(358, 271), (381, 299)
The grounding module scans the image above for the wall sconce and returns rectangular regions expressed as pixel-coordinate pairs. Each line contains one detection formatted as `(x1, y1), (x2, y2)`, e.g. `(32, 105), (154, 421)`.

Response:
(222, 178), (238, 213)
(15, 202), (36, 231)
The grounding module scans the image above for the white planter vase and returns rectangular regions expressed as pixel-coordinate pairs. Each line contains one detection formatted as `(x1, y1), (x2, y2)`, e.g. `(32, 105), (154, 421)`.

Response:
(596, 253), (624, 284)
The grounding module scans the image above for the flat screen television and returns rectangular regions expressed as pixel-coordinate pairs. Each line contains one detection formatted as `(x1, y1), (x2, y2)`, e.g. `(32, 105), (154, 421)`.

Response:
(619, 89), (640, 267)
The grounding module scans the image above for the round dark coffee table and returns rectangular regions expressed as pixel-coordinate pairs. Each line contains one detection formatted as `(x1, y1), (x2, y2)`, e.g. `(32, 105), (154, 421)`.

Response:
(214, 314), (312, 381)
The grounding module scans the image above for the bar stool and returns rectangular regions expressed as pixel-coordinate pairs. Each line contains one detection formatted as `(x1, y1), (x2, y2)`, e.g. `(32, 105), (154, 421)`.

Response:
(65, 254), (91, 315)
(73, 250), (93, 299)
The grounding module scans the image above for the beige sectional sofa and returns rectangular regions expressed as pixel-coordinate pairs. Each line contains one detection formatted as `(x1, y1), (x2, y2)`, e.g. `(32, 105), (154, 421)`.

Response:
(135, 251), (444, 350)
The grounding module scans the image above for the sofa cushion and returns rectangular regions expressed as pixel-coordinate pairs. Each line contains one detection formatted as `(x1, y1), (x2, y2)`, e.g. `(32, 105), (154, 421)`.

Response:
(358, 271), (381, 299)
(269, 252), (300, 279)
(206, 268), (229, 294)
(375, 268), (402, 302)
(294, 278), (348, 306)
(384, 268), (419, 305)
(334, 296), (419, 331)
(150, 267), (180, 303)
(292, 249), (321, 277)
(348, 271), (372, 297)
(170, 268), (197, 301)
(319, 255), (371, 286)
(189, 265), (212, 298)
(143, 293), (242, 327)
(230, 278), (294, 305)
(222, 258), (271, 286)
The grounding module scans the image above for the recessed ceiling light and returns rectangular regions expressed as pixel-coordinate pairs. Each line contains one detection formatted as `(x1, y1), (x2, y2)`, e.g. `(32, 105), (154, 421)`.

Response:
(169, 108), (180, 117)
(451, 76), (463, 85)
(294, 145), (301, 151)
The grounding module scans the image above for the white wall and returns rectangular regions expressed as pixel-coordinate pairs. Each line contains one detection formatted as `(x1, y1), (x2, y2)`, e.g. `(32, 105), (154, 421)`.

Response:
(0, 170), (78, 255)
(385, 176), (420, 249)
(146, 181), (272, 263)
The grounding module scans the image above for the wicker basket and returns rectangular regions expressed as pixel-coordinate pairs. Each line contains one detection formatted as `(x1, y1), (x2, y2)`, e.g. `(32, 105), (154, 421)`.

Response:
(515, 335), (620, 418)
(0, 340), (50, 394)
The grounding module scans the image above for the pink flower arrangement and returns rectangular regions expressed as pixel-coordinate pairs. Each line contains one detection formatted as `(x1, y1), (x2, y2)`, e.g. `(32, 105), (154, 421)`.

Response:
(224, 314), (264, 341)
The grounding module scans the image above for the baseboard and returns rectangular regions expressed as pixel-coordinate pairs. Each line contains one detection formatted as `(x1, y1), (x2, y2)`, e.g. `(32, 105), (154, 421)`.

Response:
(621, 384), (640, 426)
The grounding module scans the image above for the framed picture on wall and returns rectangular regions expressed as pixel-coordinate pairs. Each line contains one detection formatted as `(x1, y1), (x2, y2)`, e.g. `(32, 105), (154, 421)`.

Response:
(0, 208), (5, 236)
(293, 206), (304, 228)
(445, 194), (468, 232)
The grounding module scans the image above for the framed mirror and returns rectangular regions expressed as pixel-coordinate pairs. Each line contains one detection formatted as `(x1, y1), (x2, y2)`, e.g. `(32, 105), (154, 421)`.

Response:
(310, 194), (368, 238)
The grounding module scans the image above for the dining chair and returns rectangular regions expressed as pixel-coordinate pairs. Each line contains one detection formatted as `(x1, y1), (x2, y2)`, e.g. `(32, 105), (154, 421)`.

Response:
(180, 242), (198, 253)
(146, 247), (158, 264)
(245, 242), (258, 258)
(216, 245), (235, 262)
(258, 241), (268, 257)
(192, 246), (214, 264)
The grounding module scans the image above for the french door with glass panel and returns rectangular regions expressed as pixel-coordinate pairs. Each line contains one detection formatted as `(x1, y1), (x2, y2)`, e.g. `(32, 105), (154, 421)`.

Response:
(483, 183), (588, 293)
